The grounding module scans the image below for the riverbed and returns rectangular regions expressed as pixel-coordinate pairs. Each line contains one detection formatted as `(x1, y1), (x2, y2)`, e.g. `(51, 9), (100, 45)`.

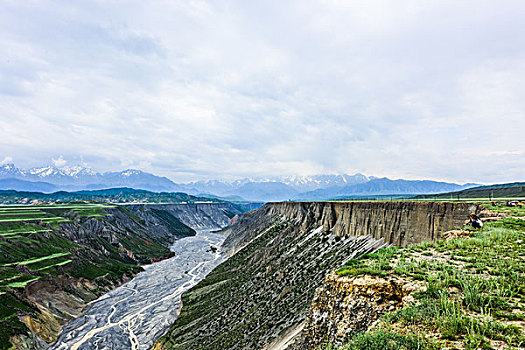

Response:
(51, 229), (226, 350)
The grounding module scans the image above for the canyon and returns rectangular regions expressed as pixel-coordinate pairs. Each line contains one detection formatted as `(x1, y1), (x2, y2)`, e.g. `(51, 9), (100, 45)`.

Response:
(3, 200), (489, 349)
(1, 203), (241, 349)
(155, 201), (482, 349)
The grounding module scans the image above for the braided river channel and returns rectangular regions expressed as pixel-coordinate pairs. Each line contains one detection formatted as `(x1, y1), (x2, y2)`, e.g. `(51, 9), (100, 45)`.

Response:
(51, 229), (226, 350)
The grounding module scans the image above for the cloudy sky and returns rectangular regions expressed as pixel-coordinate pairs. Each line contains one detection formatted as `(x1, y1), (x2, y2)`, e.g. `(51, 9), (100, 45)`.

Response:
(1, 1), (524, 183)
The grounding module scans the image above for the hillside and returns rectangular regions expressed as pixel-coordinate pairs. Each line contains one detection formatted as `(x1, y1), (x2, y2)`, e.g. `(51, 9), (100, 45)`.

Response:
(0, 202), (241, 349)
(416, 182), (525, 199)
(0, 179), (58, 193)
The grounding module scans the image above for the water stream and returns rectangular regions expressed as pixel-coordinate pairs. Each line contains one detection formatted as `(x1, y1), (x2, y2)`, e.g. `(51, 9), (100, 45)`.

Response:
(51, 229), (226, 350)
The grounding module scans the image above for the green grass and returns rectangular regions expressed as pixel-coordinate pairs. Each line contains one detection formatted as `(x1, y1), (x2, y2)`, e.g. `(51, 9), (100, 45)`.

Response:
(336, 330), (439, 350)
(5, 276), (40, 288)
(0, 252), (70, 267)
(0, 204), (114, 223)
(28, 257), (72, 272)
(0, 267), (23, 283)
(334, 215), (525, 349)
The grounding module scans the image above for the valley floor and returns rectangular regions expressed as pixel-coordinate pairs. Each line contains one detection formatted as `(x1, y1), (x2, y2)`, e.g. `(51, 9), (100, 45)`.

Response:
(51, 229), (226, 350)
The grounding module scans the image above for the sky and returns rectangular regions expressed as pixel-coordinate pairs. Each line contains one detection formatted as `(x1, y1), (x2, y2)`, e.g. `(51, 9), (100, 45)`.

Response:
(0, 0), (524, 183)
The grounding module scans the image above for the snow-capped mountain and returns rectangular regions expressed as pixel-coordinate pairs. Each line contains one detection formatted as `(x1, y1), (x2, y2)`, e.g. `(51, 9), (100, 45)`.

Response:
(26, 165), (100, 185)
(272, 174), (369, 192)
(0, 163), (23, 177)
(179, 174), (370, 198)
(0, 164), (181, 192)
(0, 163), (480, 201)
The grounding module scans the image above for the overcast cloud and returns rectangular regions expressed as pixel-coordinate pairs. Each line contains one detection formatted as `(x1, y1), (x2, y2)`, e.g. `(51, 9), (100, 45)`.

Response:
(0, 0), (524, 183)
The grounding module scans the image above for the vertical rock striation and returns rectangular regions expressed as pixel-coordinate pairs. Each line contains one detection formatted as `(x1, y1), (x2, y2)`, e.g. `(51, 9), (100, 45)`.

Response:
(223, 201), (482, 252)
(127, 203), (243, 230)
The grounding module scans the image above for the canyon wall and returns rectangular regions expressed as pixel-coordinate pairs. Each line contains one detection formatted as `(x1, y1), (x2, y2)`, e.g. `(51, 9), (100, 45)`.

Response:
(127, 202), (243, 230)
(155, 201), (483, 350)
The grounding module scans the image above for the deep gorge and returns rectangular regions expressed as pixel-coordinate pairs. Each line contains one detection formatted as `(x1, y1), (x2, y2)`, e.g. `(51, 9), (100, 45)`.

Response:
(2, 203), (242, 350)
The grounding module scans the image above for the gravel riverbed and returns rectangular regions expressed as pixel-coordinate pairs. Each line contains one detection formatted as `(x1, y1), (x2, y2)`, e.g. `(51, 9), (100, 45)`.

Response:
(51, 229), (225, 350)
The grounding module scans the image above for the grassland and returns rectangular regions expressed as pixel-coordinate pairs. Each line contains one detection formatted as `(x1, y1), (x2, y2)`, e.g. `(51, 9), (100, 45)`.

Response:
(332, 204), (525, 350)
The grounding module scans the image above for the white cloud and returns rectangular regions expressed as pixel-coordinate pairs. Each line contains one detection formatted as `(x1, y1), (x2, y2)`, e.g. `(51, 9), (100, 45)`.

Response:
(0, 156), (13, 166)
(52, 155), (67, 168)
(0, 1), (524, 183)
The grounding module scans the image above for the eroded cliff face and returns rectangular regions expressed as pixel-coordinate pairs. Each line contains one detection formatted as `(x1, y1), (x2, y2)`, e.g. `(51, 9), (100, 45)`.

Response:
(223, 201), (482, 253)
(292, 273), (423, 350)
(127, 202), (243, 230)
(155, 201), (481, 350)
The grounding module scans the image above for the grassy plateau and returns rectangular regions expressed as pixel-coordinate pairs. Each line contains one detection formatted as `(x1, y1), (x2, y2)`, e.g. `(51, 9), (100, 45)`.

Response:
(329, 203), (525, 350)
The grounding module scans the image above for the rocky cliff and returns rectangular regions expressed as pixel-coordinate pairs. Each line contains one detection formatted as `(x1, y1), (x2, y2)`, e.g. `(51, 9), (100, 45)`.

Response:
(127, 202), (243, 230)
(1, 202), (239, 350)
(292, 273), (423, 349)
(223, 201), (482, 252)
(155, 201), (483, 350)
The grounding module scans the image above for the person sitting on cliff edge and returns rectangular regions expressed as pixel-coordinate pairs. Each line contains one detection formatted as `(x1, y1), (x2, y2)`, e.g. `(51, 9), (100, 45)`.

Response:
(469, 213), (483, 229)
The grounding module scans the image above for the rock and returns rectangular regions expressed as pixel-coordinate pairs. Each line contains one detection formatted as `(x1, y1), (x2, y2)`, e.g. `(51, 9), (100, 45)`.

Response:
(294, 273), (423, 350)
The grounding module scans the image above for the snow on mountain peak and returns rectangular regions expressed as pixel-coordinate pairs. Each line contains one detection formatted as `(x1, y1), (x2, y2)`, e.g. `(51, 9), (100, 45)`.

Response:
(29, 166), (56, 177)
(120, 169), (143, 177)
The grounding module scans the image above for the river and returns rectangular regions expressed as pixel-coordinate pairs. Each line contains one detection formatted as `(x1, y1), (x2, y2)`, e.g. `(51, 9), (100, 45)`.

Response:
(51, 229), (226, 350)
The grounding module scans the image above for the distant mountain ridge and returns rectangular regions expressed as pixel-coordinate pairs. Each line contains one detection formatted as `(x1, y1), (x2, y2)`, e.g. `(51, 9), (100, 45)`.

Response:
(415, 182), (525, 199)
(0, 164), (182, 192)
(181, 174), (371, 201)
(0, 163), (480, 201)
(296, 178), (479, 200)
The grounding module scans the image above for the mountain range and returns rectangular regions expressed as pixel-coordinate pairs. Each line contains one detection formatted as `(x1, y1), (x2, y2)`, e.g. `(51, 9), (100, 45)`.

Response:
(0, 163), (479, 202)
(0, 164), (183, 192)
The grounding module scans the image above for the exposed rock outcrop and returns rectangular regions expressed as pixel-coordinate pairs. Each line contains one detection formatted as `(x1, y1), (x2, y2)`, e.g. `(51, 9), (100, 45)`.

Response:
(223, 201), (483, 254)
(292, 273), (423, 349)
(127, 203), (243, 230)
